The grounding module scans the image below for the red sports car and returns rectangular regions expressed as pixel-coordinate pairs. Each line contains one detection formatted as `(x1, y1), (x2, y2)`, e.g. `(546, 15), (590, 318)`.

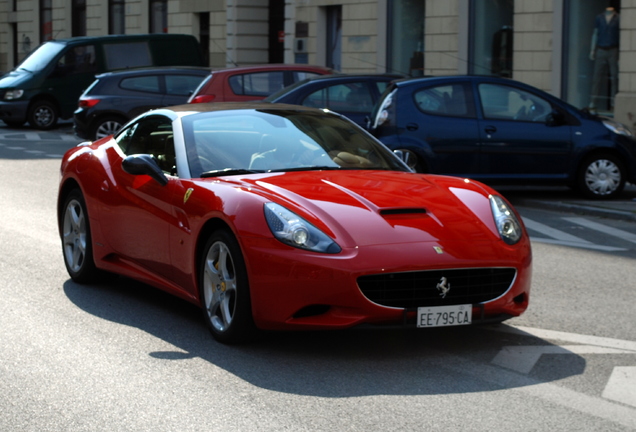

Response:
(58, 103), (532, 344)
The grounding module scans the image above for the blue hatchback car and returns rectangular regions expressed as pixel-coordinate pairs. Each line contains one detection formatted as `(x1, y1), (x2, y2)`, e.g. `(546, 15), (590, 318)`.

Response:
(368, 76), (636, 199)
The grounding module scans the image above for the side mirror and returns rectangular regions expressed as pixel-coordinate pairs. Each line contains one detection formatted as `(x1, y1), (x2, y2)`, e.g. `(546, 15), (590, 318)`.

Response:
(122, 154), (168, 186)
(546, 110), (566, 127)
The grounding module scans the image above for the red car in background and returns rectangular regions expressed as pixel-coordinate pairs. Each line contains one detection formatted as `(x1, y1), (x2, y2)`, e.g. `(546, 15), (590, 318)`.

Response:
(188, 64), (334, 103)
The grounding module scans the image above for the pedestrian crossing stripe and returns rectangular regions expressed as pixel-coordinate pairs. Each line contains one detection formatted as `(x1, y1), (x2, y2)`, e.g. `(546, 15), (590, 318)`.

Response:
(523, 217), (630, 251)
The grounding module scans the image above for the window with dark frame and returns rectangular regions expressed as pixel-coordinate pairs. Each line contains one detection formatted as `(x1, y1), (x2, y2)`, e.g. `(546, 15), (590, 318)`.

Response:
(149, 0), (168, 33)
(109, 0), (126, 35)
(72, 0), (87, 37)
(40, 0), (53, 42)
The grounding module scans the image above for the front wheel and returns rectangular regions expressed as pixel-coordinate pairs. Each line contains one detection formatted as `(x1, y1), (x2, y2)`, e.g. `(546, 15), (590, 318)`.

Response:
(61, 189), (101, 283)
(28, 100), (58, 130)
(199, 230), (255, 344)
(577, 154), (625, 199)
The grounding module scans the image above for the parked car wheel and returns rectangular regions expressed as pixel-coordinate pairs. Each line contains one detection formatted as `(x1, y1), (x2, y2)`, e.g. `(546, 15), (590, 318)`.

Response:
(28, 100), (58, 130)
(200, 229), (255, 344)
(61, 189), (101, 283)
(577, 153), (626, 199)
(92, 116), (126, 140)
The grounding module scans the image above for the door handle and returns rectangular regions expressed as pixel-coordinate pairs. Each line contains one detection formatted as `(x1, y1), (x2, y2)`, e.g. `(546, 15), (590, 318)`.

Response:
(484, 126), (497, 135)
(406, 123), (419, 131)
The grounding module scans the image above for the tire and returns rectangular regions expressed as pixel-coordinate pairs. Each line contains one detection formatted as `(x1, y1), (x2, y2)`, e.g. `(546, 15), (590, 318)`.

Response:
(395, 148), (425, 172)
(199, 230), (256, 344)
(61, 189), (101, 283)
(92, 116), (125, 140)
(577, 153), (625, 199)
(28, 100), (58, 130)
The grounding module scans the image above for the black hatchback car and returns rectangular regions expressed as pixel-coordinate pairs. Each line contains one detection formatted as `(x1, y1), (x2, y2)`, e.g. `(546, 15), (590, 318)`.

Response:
(264, 74), (403, 127)
(74, 66), (209, 140)
(368, 75), (636, 199)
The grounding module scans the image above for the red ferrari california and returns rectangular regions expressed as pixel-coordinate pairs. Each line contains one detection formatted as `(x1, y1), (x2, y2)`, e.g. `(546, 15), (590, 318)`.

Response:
(58, 103), (532, 344)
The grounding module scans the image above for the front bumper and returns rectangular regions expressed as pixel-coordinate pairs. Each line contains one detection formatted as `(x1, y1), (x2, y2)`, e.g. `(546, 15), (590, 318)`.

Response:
(241, 236), (532, 331)
(0, 100), (30, 124)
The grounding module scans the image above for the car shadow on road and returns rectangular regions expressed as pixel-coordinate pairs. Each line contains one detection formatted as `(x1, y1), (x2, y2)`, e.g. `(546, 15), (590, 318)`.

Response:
(63, 276), (585, 397)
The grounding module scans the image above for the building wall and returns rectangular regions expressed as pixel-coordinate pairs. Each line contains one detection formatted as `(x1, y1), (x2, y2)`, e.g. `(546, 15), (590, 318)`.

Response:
(424, 0), (459, 76)
(0, 0), (635, 129)
(513, 0), (553, 92)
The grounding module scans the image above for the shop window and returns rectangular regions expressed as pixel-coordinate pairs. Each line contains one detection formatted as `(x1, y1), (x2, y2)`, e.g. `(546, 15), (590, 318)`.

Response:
(387, 0), (424, 76)
(40, 0), (52, 42)
(150, 0), (168, 33)
(469, 0), (513, 77)
(109, 0), (126, 35)
(72, 0), (87, 37)
(326, 6), (342, 71)
(563, 0), (620, 114)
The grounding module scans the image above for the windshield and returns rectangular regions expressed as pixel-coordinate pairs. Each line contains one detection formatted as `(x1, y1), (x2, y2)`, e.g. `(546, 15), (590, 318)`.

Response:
(16, 41), (66, 72)
(181, 108), (409, 178)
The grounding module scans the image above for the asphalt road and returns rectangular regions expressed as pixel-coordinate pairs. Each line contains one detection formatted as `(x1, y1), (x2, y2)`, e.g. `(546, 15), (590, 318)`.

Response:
(1, 123), (635, 431)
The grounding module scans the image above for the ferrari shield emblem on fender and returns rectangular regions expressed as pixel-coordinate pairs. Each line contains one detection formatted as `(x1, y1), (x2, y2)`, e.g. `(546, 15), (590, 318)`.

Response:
(183, 188), (194, 204)
(433, 246), (443, 254)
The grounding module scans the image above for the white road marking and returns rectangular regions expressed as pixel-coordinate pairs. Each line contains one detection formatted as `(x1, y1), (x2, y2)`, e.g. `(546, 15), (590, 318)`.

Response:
(491, 345), (633, 374)
(603, 367), (636, 407)
(564, 216), (636, 244)
(530, 238), (627, 251)
(523, 217), (592, 242)
(493, 325), (636, 352)
(438, 345), (636, 429)
(523, 217), (628, 251)
(0, 132), (79, 141)
(488, 325), (636, 409)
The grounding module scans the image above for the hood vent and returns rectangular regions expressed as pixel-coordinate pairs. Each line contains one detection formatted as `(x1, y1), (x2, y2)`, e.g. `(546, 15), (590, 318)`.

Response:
(379, 208), (427, 216)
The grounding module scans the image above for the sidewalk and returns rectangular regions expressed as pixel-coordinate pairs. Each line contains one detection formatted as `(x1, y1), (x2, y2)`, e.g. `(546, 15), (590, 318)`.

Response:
(503, 183), (636, 222)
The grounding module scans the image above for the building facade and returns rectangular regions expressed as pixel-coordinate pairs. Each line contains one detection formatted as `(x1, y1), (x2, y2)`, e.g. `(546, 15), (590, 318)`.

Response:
(1, 0), (635, 130)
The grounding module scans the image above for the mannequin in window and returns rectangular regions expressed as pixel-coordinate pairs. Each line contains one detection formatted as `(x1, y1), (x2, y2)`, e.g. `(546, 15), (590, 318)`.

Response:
(589, 7), (619, 112)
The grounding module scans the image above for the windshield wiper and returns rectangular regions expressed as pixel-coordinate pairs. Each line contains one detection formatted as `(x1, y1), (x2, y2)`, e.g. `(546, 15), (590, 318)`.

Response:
(200, 168), (264, 178)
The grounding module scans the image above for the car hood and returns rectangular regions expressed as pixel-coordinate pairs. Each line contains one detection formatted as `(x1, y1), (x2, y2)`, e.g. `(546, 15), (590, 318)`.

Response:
(0, 69), (31, 88)
(236, 170), (502, 248)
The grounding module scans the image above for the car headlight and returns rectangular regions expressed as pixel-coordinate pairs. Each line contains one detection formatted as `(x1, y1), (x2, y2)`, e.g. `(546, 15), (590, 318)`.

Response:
(602, 119), (634, 138)
(489, 195), (523, 245)
(4, 89), (24, 100)
(264, 202), (341, 254)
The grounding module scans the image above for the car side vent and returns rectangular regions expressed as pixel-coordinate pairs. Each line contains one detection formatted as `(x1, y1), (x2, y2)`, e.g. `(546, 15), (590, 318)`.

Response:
(379, 208), (427, 216)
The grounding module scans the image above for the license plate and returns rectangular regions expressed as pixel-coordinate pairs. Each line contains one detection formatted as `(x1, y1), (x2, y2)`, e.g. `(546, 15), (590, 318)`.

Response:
(417, 304), (472, 328)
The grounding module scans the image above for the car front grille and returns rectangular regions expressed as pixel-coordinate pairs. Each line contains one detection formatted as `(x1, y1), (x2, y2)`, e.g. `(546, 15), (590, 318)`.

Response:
(357, 268), (516, 308)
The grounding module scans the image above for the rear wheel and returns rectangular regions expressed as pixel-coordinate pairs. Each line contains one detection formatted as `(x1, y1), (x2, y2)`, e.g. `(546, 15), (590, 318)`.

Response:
(199, 230), (256, 344)
(61, 189), (100, 283)
(28, 100), (58, 130)
(577, 154), (625, 199)
(92, 116), (125, 140)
